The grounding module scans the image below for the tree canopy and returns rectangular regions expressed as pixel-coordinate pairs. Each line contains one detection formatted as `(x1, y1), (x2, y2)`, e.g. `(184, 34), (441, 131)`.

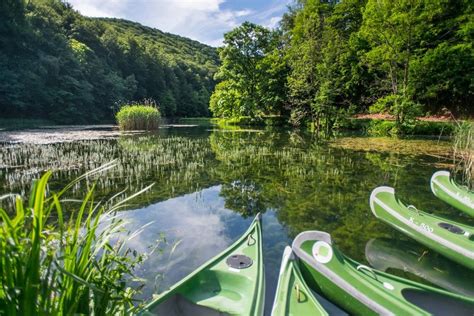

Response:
(0, 0), (219, 123)
(211, 0), (473, 129)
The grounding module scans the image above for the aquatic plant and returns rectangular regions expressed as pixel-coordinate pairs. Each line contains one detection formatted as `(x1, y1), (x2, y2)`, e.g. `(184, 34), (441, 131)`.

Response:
(0, 162), (152, 315)
(453, 121), (473, 189)
(116, 101), (161, 131)
(0, 135), (214, 210)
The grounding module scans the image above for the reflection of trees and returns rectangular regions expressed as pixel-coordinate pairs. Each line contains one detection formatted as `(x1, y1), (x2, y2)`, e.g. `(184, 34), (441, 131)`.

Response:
(208, 130), (459, 261)
(220, 180), (266, 218)
(2, 129), (465, 260)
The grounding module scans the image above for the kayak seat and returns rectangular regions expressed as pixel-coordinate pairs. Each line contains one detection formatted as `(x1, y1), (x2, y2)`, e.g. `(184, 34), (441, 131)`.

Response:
(183, 269), (254, 315)
(402, 289), (474, 315)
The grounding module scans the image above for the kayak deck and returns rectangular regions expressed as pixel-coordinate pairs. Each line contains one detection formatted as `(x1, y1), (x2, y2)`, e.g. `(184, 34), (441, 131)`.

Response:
(139, 214), (264, 316)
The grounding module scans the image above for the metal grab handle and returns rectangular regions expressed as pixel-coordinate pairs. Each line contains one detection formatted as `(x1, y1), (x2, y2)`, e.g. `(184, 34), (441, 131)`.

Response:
(295, 284), (302, 302)
(407, 205), (422, 216)
(357, 265), (379, 281)
(247, 234), (256, 246)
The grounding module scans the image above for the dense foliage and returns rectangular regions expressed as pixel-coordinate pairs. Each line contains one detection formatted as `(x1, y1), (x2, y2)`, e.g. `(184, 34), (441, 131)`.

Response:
(116, 103), (161, 131)
(0, 0), (218, 123)
(0, 164), (150, 315)
(211, 0), (473, 130)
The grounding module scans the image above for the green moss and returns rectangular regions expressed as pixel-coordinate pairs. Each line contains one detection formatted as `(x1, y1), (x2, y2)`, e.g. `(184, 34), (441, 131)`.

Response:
(116, 105), (161, 131)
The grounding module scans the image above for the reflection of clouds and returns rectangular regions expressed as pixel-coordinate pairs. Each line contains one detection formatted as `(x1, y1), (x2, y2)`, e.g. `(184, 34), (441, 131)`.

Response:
(107, 185), (289, 311)
(118, 185), (236, 296)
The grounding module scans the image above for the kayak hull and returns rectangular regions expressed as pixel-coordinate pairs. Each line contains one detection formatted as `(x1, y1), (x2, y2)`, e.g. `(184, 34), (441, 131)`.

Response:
(431, 170), (474, 217)
(138, 214), (265, 316)
(370, 186), (474, 269)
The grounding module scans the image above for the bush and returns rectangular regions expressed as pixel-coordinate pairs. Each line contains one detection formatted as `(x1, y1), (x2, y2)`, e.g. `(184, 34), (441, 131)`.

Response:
(116, 102), (160, 131)
(0, 163), (151, 315)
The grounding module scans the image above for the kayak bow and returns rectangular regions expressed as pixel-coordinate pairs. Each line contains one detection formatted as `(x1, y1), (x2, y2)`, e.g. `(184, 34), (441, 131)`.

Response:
(431, 170), (474, 217)
(138, 213), (265, 316)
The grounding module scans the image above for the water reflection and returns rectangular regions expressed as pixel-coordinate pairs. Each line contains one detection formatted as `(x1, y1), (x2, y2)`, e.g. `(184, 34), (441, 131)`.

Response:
(118, 185), (290, 310)
(365, 238), (474, 297)
(1, 126), (471, 314)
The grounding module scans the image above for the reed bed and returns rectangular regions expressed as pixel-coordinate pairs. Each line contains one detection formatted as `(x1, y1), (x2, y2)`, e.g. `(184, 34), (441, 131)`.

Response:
(116, 104), (160, 131)
(0, 136), (213, 210)
(453, 122), (473, 189)
(0, 163), (152, 315)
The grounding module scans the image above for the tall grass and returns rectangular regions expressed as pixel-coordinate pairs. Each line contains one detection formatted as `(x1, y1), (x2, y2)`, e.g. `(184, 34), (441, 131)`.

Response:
(453, 121), (474, 189)
(0, 162), (152, 315)
(116, 101), (160, 131)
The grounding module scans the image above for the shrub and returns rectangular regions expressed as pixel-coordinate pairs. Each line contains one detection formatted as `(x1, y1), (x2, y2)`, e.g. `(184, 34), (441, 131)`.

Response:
(116, 102), (160, 131)
(0, 163), (151, 315)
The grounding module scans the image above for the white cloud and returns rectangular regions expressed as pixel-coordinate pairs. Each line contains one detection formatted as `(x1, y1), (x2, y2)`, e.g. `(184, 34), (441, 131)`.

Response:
(67, 0), (287, 46)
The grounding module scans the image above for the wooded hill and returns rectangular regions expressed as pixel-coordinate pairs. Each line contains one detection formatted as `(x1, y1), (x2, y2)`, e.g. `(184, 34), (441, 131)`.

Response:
(0, 0), (219, 123)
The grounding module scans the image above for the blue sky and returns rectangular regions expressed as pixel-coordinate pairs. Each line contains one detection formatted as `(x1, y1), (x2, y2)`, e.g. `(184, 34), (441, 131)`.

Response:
(67, 0), (291, 46)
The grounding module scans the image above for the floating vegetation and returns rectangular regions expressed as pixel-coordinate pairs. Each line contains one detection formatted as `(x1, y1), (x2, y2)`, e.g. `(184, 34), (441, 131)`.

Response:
(329, 136), (453, 157)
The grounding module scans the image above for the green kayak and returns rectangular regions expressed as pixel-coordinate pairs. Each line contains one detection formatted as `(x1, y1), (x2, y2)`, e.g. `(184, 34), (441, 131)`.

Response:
(365, 238), (474, 297)
(292, 230), (474, 315)
(138, 214), (265, 316)
(431, 170), (474, 217)
(370, 186), (474, 269)
(271, 246), (328, 316)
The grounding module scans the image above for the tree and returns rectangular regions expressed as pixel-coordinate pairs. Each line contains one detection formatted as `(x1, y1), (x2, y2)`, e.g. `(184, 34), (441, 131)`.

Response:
(211, 22), (286, 118)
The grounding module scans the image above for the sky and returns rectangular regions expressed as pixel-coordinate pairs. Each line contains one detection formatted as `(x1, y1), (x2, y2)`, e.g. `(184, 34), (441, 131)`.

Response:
(67, 0), (291, 47)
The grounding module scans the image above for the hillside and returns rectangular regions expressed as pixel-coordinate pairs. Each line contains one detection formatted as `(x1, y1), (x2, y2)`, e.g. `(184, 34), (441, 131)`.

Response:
(0, 0), (219, 123)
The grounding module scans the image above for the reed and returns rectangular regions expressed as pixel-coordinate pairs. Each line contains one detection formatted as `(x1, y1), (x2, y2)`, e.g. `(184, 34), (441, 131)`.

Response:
(0, 162), (152, 315)
(453, 121), (474, 189)
(116, 101), (160, 131)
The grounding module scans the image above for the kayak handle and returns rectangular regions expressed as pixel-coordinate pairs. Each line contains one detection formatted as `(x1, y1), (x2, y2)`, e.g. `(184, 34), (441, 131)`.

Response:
(407, 205), (422, 216)
(294, 284), (302, 302)
(247, 234), (256, 246)
(357, 265), (379, 282)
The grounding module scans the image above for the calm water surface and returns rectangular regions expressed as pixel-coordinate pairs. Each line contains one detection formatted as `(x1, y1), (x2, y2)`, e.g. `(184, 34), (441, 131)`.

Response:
(1, 124), (473, 312)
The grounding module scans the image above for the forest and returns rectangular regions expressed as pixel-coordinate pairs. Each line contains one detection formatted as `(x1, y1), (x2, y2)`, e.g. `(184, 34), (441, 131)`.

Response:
(1, 0), (472, 128)
(211, 0), (473, 131)
(0, 0), (218, 123)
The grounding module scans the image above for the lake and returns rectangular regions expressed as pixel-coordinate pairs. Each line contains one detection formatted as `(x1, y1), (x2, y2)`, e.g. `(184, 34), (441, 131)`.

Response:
(1, 123), (473, 313)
